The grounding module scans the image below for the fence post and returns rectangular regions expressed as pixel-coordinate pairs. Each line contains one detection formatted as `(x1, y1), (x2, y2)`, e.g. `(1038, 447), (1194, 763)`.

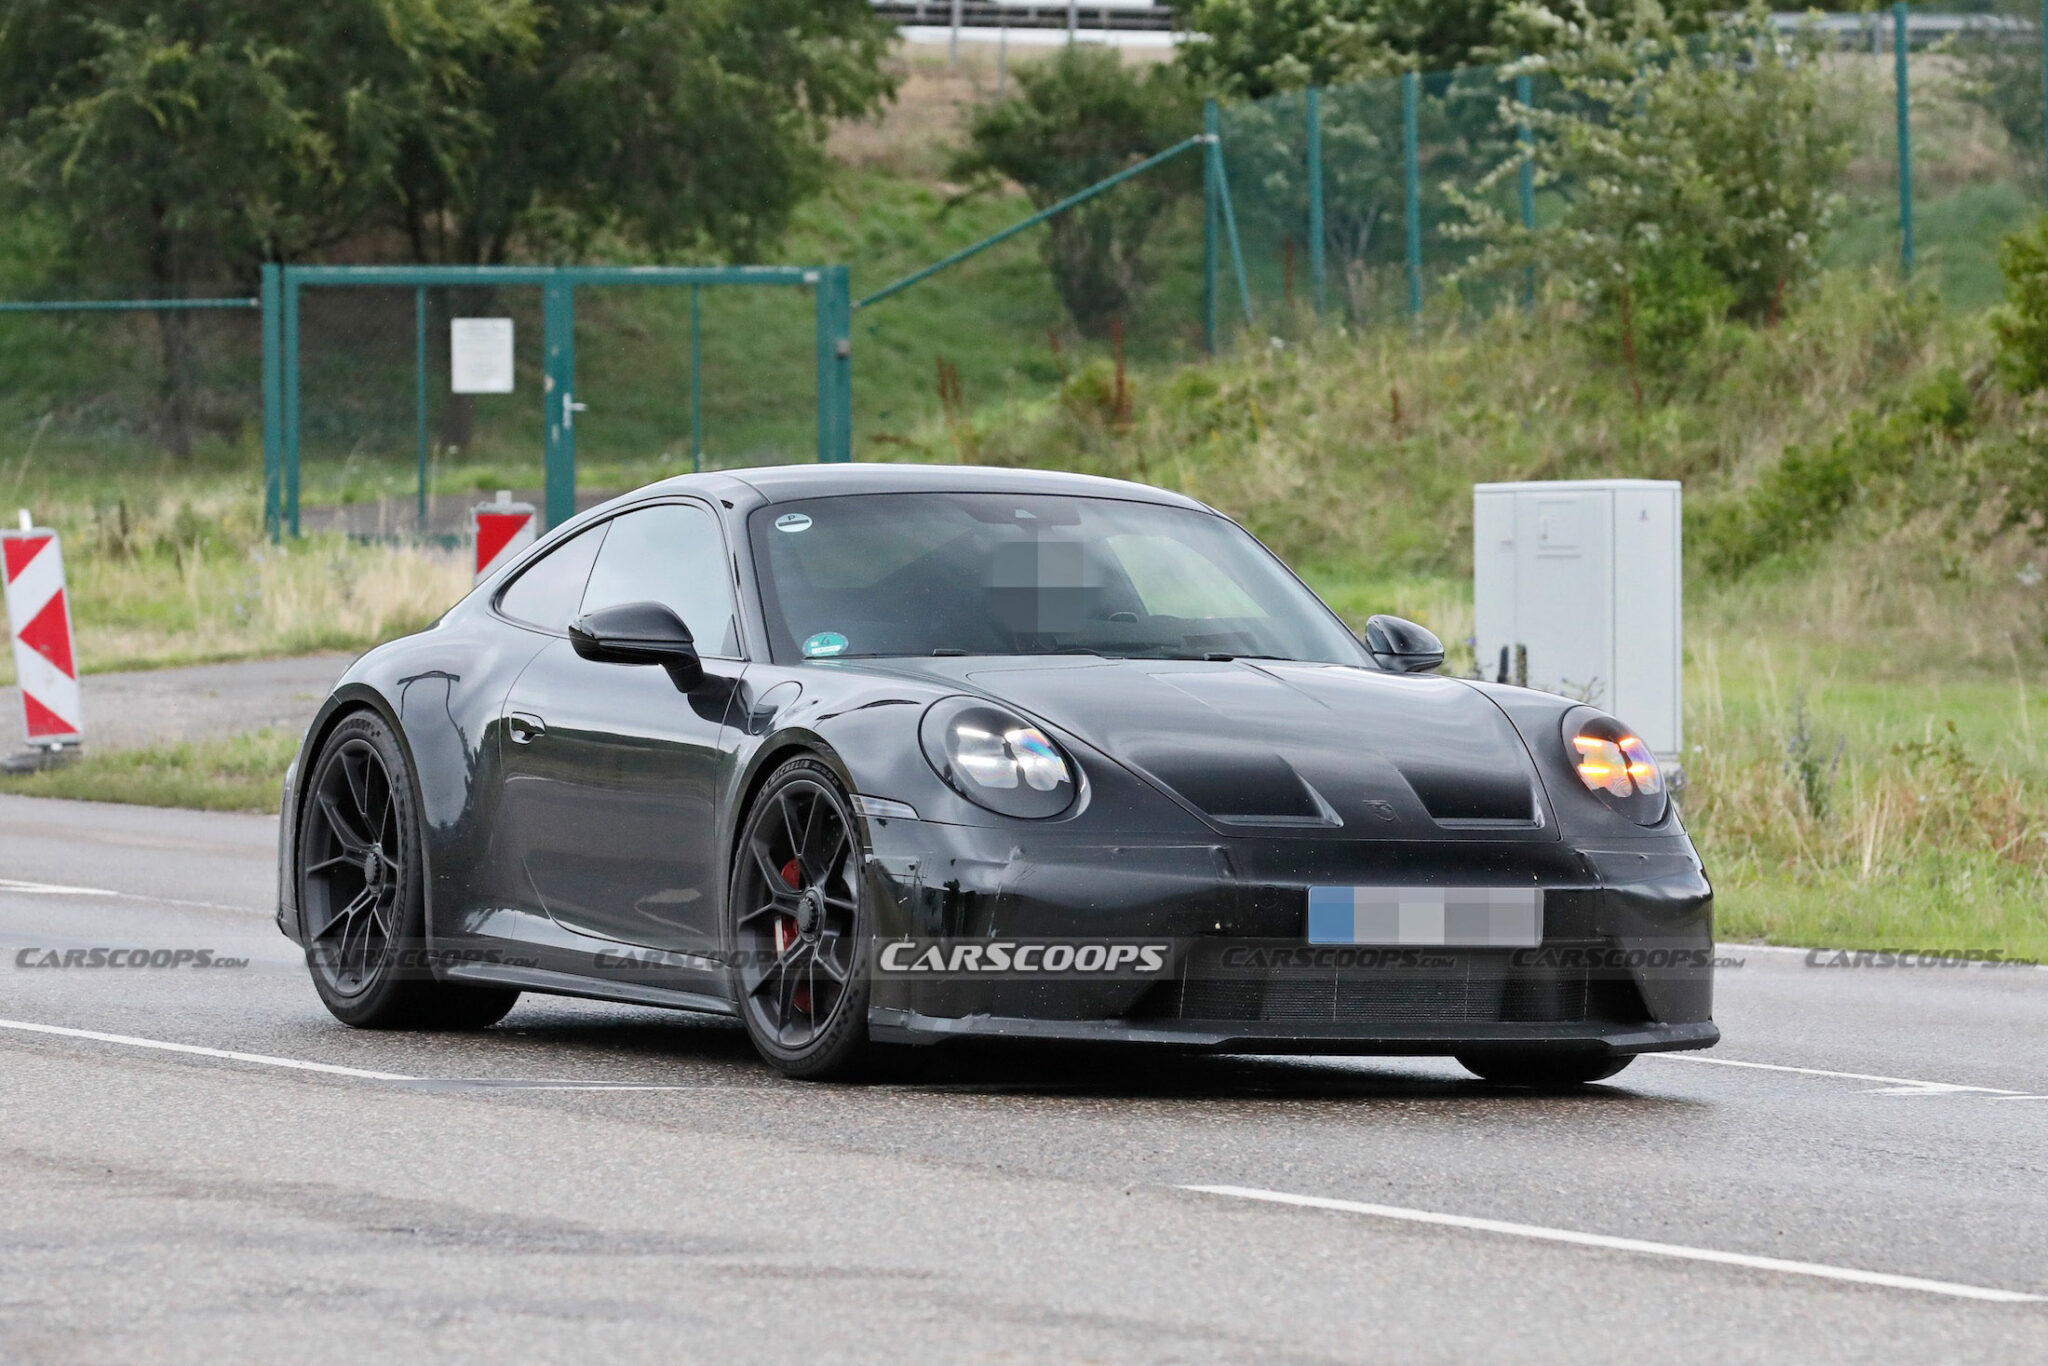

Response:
(542, 276), (576, 530)
(1306, 87), (1325, 319)
(690, 284), (703, 473)
(414, 285), (428, 533)
(1894, 1), (1913, 279)
(1403, 70), (1422, 321)
(283, 271), (301, 538)
(1211, 138), (1256, 328)
(261, 264), (281, 544)
(815, 266), (852, 463)
(1516, 68), (1537, 311)
(1203, 99), (1219, 353)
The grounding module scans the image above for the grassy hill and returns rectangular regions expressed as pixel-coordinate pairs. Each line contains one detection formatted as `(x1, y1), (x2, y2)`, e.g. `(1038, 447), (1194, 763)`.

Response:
(2, 49), (2044, 956)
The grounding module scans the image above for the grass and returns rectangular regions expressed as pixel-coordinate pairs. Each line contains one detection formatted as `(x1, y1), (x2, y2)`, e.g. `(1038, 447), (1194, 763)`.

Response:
(0, 727), (296, 812)
(0, 483), (469, 685)
(1, 49), (2044, 956)
(870, 245), (2048, 957)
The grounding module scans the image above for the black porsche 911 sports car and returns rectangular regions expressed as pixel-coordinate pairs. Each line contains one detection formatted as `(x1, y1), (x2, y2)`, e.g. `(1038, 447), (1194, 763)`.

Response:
(277, 463), (1716, 1082)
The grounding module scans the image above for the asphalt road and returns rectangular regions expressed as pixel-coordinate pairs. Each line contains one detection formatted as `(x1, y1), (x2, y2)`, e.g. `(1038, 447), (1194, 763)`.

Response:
(2, 793), (2044, 1363)
(0, 654), (351, 754)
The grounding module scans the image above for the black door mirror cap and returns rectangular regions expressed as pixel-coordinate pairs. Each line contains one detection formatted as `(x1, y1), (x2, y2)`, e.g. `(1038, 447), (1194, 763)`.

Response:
(569, 601), (706, 690)
(1363, 614), (1445, 675)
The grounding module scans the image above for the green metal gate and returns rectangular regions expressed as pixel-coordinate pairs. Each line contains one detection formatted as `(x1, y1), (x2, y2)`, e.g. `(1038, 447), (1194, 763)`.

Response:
(262, 263), (851, 542)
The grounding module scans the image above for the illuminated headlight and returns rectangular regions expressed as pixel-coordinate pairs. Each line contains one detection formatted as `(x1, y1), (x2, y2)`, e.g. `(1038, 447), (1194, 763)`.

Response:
(1563, 709), (1667, 826)
(920, 698), (1076, 819)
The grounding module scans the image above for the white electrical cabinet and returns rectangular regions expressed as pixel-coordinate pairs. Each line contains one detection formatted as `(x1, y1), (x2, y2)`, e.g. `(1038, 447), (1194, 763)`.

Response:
(1472, 479), (1682, 757)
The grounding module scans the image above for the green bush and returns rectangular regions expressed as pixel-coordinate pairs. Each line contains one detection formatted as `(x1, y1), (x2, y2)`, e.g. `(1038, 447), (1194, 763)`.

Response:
(1992, 214), (2048, 394)
(1695, 368), (1977, 576)
(1453, 6), (1851, 382)
(951, 47), (1198, 338)
(1588, 241), (1736, 387)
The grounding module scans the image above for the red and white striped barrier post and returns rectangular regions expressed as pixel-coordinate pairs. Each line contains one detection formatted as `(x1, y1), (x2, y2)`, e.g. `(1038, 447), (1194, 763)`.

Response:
(472, 491), (536, 584)
(2, 512), (83, 753)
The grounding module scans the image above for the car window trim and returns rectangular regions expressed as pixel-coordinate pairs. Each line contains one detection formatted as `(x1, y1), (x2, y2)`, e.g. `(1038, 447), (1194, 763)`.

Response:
(491, 496), (750, 661)
(490, 520), (609, 636)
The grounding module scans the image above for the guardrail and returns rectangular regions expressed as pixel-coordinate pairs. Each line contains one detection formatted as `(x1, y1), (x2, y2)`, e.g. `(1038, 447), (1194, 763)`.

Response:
(1769, 10), (2031, 50)
(871, 2), (1175, 33)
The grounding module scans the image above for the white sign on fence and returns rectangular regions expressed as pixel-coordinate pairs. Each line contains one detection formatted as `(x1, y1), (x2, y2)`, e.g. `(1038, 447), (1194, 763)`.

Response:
(450, 317), (515, 394)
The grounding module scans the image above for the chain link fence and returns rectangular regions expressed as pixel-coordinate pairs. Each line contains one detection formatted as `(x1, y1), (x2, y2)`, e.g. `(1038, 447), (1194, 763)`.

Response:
(5, 10), (2048, 513)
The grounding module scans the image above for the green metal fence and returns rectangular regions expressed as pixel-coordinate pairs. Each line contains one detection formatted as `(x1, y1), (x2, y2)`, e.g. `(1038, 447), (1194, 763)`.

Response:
(7, 6), (2048, 521)
(265, 264), (850, 541)
(1207, 3), (2048, 330)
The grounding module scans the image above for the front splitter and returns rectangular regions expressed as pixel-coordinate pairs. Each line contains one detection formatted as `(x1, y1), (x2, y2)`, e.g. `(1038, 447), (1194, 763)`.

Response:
(867, 1009), (1720, 1057)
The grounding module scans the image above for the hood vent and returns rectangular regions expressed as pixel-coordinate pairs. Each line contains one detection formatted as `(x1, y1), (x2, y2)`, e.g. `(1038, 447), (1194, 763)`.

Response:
(1127, 748), (1339, 828)
(1400, 765), (1539, 826)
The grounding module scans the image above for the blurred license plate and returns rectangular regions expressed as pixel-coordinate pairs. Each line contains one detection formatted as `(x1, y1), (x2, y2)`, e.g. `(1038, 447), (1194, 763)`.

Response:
(1306, 887), (1543, 948)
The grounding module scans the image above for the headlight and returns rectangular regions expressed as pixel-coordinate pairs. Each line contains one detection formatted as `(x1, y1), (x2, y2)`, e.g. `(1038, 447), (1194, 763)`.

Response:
(919, 697), (1077, 819)
(1563, 709), (1667, 826)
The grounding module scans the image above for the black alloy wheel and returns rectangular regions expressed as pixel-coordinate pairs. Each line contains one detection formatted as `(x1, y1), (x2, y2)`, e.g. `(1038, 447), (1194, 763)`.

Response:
(297, 711), (518, 1029)
(302, 732), (403, 997)
(730, 756), (871, 1078)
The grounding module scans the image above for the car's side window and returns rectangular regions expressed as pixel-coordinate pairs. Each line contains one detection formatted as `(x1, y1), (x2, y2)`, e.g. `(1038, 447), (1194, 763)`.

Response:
(496, 524), (606, 632)
(578, 502), (741, 657)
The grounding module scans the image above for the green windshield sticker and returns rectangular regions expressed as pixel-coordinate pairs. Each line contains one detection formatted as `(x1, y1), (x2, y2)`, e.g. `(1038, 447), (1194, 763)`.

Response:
(802, 631), (848, 658)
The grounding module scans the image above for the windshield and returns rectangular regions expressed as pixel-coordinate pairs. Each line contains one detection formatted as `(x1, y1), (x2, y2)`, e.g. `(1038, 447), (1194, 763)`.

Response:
(749, 492), (1368, 666)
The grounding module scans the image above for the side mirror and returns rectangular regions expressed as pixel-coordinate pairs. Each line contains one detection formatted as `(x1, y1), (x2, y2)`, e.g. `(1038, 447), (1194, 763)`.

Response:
(569, 601), (704, 691)
(1363, 614), (1445, 674)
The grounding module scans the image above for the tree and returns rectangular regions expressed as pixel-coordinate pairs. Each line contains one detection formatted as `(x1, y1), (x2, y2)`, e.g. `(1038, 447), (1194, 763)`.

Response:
(1451, 7), (1852, 393)
(380, 0), (898, 267)
(1176, 0), (1716, 100)
(951, 46), (1199, 338)
(0, 1), (530, 456)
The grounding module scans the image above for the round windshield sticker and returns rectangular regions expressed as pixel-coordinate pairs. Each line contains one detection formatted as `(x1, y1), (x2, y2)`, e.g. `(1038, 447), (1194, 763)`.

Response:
(775, 512), (813, 533)
(802, 631), (848, 658)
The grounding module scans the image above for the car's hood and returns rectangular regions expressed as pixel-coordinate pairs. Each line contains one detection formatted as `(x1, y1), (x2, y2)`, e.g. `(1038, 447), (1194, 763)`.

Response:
(872, 657), (1559, 841)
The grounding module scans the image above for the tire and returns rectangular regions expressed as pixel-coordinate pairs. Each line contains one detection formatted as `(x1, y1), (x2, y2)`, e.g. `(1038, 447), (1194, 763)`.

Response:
(1455, 1048), (1635, 1088)
(296, 710), (519, 1031)
(728, 755), (873, 1080)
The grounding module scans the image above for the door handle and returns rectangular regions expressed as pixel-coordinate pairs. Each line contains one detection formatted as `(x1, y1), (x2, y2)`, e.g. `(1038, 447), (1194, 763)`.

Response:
(507, 712), (546, 745)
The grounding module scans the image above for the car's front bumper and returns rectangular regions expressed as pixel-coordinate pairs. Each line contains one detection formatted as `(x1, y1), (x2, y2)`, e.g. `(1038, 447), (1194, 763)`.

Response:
(857, 817), (1716, 1055)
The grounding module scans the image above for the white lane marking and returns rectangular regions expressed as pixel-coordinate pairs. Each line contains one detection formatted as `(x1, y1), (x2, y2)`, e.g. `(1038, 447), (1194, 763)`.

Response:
(0, 877), (265, 916)
(402, 1080), (774, 1092)
(0, 1018), (417, 1081)
(0, 1019), (759, 1091)
(1183, 1185), (2045, 1304)
(1647, 1053), (2032, 1097)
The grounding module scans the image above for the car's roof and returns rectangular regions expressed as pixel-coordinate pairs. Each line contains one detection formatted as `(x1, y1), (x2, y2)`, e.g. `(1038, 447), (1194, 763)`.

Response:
(641, 462), (1212, 511)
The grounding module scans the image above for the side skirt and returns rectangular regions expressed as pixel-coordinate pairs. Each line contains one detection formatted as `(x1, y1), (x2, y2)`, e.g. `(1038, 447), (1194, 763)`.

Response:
(444, 962), (738, 1018)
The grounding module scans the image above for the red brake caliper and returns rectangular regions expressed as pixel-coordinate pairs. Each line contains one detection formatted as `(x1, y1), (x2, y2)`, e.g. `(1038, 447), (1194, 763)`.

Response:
(774, 857), (815, 1014)
(773, 859), (803, 954)
(774, 857), (814, 1014)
